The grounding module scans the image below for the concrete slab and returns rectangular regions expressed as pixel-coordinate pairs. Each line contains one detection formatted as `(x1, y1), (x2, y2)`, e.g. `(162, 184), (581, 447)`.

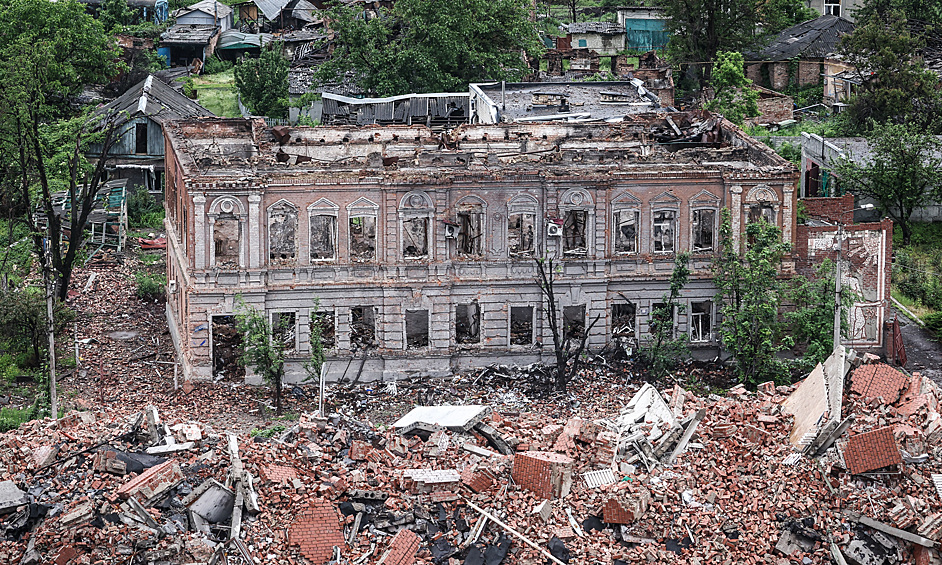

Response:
(0, 481), (27, 513)
(781, 363), (829, 448)
(614, 383), (677, 442)
(187, 479), (235, 524)
(393, 405), (491, 432)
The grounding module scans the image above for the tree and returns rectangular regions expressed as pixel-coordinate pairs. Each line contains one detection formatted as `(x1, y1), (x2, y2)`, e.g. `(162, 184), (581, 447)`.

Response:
(99, 0), (131, 31)
(852, 0), (942, 27)
(834, 121), (942, 246)
(535, 256), (600, 392)
(235, 298), (286, 415)
(785, 259), (855, 369)
(637, 252), (690, 377)
(838, 12), (942, 130)
(234, 44), (289, 118)
(758, 0), (818, 36)
(0, 0), (123, 299)
(705, 51), (759, 126)
(317, 0), (544, 96)
(713, 209), (792, 385)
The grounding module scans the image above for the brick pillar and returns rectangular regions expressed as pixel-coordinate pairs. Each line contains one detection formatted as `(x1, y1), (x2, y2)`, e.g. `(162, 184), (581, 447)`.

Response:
(731, 185), (743, 251)
(248, 194), (261, 269)
(193, 195), (206, 269)
(782, 184), (794, 245)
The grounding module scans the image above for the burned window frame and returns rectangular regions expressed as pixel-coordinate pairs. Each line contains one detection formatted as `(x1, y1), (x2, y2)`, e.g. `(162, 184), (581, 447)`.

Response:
(455, 196), (486, 258)
(270, 311), (298, 354)
(613, 208), (640, 255)
(507, 194), (538, 259)
(405, 309), (430, 350)
(649, 301), (676, 339)
(509, 304), (535, 346)
(559, 188), (593, 258)
(308, 199), (339, 262)
(651, 209), (677, 254)
(455, 301), (482, 345)
(347, 197), (379, 263)
(562, 304), (586, 343)
(350, 306), (377, 350)
(399, 191), (434, 261)
(689, 301), (713, 343)
(208, 196), (246, 269)
(611, 301), (637, 340)
(745, 185), (780, 228)
(310, 309), (336, 350)
(691, 208), (717, 252)
(268, 199), (299, 267)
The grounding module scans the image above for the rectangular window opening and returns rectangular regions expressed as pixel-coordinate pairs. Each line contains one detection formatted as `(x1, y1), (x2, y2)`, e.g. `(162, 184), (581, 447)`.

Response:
(456, 302), (481, 344)
(135, 122), (148, 154)
(311, 310), (335, 349)
(612, 302), (636, 339)
(350, 306), (376, 349)
(269, 205), (298, 266)
(349, 216), (376, 262)
(650, 302), (673, 337)
(748, 204), (775, 225)
(614, 210), (639, 254)
(310, 215), (337, 261)
(214, 218), (240, 268)
(405, 309), (429, 349)
(403, 216), (429, 258)
(653, 210), (676, 253)
(563, 210), (587, 256)
(273, 312), (297, 354)
(457, 210), (484, 257)
(510, 306), (533, 345)
(692, 209), (716, 252)
(563, 305), (586, 342)
(691, 301), (712, 343)
(212, 315), (244, 380)
(508, 213), (535, 257)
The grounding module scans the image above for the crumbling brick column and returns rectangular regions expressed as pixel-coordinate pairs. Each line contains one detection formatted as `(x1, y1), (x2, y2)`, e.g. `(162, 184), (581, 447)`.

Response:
(600, 483), (652, 524)
(512, 451), (573, 500)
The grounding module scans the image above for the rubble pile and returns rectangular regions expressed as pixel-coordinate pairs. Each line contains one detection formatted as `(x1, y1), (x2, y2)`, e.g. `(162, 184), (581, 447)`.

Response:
(0, 346), (940, 564)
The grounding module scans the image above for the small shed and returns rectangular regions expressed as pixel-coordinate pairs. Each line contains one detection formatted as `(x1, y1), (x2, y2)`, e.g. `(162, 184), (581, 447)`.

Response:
(564, 22), (626, 56)
(172, 0), (234, 31)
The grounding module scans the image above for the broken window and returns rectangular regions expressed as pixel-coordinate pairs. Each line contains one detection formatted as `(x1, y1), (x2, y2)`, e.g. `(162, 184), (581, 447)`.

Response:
(310, 214), (337, 261)
(311, 310), (335, 349)
(510, 306), (533, 345)
(563, 209), (587, 256)
(613, 210), (639, 254)
(749, 204), (775, 225)
(690, 301), (712, 342)
(268, 202), (298, 266)
(135, 122), (148, 154)
(350, 306), (376, 349)
(456, 302), (481, 344)
(508, 213), (535, 257)
(563, 305), (586, 342)
(650, 302), (674, 336)
(272, 312), (296, 354)
(213, 218), (240, 268)
(349, 216), (376, 261)
(692, 209), (716, 252)
(612, 302), (636, 339)
(653, 210), (676, 253)
(402, 217), (429, 259)
(405, 309), (429, 349)
(456, 204), (484, 257)
(212, 315), (244, 380)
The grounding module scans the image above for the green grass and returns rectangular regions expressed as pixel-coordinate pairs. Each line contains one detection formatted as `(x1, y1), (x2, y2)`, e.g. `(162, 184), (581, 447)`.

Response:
(894, 221), (942, 251)
(892, 289), (934, 319)
(193, 69), (239, 117)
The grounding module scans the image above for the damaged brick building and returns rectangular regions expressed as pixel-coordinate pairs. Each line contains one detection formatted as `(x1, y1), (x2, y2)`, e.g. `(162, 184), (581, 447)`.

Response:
(163, 113), (800, 382)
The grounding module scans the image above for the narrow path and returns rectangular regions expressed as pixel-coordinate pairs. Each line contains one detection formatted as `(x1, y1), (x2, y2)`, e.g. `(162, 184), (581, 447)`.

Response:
(891, 305), (942, 382)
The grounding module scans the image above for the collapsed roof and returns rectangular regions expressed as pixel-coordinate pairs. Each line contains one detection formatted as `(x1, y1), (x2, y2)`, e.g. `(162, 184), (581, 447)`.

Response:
(750, 14), (855, 61)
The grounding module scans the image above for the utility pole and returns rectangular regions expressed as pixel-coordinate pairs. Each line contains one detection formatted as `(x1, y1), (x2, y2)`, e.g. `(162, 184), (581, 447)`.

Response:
(833, 222), (842, 352)
(43, 237), (58, 421)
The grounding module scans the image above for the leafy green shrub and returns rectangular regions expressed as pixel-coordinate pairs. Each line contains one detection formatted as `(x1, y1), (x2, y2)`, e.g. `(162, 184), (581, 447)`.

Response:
(924, 312), (942, 340)
(203, 56), (233, 75)
(775, 141), (801, 165)
(135, 272), (166, 301)
(250, 424), (286, 438)
(0, 399), (40, 433)
(893, 249), (942, 311)
(183, 77), (197, 99)
(127, 187), (165, 228)
(0, 354), (17, 383)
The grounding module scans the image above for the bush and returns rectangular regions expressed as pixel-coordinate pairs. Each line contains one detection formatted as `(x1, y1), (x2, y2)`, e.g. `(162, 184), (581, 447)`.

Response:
(203, 56), (233, 74)
(924, 312), (942, 340)
(127, 187), (164, 228)
(0, 399), (40, 433)
(183, 77), (196, 99)
(135, 272), (166, 301)
(893, 249), (942, 311)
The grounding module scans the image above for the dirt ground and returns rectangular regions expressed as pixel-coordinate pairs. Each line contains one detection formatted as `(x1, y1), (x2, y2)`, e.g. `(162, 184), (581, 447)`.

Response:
(892, 305), (942, 382)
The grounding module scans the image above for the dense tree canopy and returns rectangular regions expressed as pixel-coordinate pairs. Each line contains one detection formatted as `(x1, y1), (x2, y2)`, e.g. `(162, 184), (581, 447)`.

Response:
(234, 45), (289, 118)
(317, 0), (544, 96)
(705, 51), (759, 126)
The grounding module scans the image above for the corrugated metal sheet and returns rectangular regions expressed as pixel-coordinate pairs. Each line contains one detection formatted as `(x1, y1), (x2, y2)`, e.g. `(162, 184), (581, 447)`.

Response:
(252, 0), (290, 21)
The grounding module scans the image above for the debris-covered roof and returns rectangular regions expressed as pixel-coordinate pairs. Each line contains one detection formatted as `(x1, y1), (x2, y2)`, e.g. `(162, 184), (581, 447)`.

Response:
(217, 29), (273, 50)
(565, 21), (625, 35)
(160, 24), (219, 44)
(750, 15), (855, 61)
(471, 81), (662, 123)
(94, 75), (214, 126)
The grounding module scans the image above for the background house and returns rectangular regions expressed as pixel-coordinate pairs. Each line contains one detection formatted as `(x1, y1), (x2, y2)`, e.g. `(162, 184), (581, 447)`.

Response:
(90, 75), (214, 200)
(617, 7), (670, 51)
(561, 22), (626, 56)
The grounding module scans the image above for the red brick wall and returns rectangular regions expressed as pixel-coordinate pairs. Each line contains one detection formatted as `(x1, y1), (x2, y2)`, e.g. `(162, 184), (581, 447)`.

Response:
(755, 95), (793, 123)
(511, 451), (573, 500)
(116, 460), (183, 503)
(288, 500), (345, 564)
(798, 61), (821, 86)
(802, 193), (855, 224)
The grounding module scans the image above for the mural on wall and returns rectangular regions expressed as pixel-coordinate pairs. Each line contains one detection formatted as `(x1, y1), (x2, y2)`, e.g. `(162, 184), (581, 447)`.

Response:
(806, 229), (885, 346)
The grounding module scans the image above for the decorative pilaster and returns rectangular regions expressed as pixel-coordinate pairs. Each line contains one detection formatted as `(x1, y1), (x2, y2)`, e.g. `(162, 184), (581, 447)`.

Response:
(730, 185), (743, 251)
(193, 195), (206, 269)
(782, 184), (795, 245)
(248, 194), (261, 269)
